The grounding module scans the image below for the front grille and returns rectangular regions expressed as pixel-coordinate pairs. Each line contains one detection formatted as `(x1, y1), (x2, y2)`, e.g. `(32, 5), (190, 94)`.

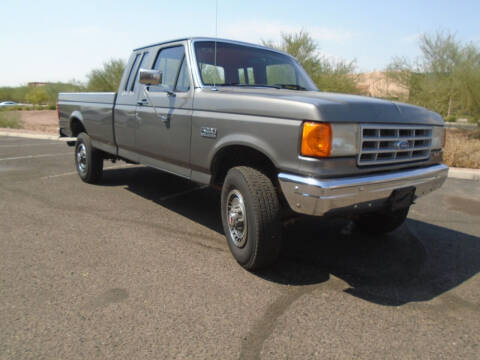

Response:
(358, 124), (433, 166)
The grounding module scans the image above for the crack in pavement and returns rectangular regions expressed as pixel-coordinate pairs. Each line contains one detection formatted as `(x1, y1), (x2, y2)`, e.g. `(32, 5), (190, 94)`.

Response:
(238, 279), (345, 360)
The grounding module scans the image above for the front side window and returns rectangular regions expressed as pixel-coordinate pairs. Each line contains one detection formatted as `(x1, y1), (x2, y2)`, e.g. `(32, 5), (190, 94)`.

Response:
(194, 41), (317, 91)
(150, 46), (187, 92)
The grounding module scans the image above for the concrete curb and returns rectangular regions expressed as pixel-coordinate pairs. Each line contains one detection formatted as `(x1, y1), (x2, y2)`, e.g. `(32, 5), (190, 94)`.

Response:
(0, 130), (75, 142)
(448, 167), (480, 181)
(1, 130), (479, 181)
(445, 123), (478, 130)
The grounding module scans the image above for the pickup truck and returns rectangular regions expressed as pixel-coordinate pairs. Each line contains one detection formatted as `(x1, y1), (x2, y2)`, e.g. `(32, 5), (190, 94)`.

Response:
(58, 37), (448, 270)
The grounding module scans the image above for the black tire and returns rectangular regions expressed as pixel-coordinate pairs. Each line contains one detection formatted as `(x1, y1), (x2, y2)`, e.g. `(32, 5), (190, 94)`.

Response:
(221, 166), (282, 270)
(75, 132), (103, 184)
(355, 206), (410, 235)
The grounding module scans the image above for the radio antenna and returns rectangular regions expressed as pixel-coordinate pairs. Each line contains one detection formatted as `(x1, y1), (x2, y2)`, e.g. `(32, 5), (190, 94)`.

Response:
(213, 0), (218, 90)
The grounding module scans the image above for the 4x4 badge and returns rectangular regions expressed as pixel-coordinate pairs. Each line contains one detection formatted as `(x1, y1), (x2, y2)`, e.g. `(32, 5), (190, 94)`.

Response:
(201, 127), (217, 139)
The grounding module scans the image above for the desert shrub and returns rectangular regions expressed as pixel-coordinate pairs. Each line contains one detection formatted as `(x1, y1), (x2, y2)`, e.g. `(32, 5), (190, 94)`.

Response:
(467, 129), (480, 140)
(444, 129), (480, 168)
(0, 111), (23, 129)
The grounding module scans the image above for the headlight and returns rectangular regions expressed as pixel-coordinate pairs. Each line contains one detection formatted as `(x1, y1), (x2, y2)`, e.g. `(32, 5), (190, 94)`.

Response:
(330, 123), (358, 156)
(431, 126), (445, 150)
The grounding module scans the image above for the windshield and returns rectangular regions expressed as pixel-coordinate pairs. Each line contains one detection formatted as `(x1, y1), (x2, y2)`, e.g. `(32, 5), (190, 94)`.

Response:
(194, 41), (317, 91)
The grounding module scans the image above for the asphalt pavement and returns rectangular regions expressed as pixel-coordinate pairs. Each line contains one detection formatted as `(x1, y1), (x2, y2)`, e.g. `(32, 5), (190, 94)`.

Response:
(0, 136), (479, 359)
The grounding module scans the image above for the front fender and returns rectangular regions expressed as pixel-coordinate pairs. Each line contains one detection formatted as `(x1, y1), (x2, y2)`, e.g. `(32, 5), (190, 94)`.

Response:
(209, 133), (281, 169)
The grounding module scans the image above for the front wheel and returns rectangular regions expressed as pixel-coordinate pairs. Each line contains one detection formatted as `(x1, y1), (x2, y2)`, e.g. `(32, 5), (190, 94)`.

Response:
(221, 166), (282, 270)
(354, 206), (410, 235)
(75, 132), (103, 184)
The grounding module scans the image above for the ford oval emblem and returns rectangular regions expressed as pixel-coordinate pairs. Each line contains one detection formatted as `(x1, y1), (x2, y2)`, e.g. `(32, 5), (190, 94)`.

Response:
(395, 140), (410, 150)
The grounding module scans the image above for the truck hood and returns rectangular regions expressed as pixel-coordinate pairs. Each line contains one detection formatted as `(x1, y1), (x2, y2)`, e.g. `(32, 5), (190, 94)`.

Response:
(194, 87), (444, 126)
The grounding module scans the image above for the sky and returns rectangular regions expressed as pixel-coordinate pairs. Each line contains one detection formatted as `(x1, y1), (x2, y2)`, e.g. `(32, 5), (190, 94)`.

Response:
(0, 0), (479, 87)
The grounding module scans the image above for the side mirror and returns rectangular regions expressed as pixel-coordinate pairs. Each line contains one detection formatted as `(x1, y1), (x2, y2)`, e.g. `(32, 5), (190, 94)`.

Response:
(139, 69), (162, 86)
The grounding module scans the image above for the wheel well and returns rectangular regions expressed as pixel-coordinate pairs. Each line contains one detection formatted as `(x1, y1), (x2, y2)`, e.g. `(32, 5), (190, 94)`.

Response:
(211, 145), (278, 186)
(70, 117), (86, 137)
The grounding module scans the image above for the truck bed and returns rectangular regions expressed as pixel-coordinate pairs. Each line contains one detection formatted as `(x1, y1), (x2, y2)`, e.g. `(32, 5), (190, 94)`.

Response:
(59, 92), (116, 104)
(58, 92), (117, 153)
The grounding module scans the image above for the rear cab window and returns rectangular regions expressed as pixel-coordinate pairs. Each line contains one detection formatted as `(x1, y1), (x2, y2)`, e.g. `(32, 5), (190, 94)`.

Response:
(130, 52), (149, 92)
(124, 53), (141, 92)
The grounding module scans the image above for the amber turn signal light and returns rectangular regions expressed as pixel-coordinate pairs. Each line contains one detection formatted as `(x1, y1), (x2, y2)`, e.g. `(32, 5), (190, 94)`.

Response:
(301, 122), (332, 157)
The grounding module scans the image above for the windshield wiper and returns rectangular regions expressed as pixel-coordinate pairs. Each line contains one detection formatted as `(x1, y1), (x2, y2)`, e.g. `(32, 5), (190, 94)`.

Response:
(273, 84), (307, 90)
(215, 83), (281, 89)
(213, 83), (307, 90)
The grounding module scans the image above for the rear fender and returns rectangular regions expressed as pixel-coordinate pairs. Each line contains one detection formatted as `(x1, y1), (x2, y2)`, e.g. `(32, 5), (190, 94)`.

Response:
(69, 111), (87, 134)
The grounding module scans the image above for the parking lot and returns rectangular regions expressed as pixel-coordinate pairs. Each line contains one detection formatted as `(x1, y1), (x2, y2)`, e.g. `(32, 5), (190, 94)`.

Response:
(0, 135), (479, 359)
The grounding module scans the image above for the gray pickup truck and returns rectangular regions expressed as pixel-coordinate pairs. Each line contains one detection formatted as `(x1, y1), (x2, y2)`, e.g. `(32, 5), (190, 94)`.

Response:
(58, 37), (448, 270)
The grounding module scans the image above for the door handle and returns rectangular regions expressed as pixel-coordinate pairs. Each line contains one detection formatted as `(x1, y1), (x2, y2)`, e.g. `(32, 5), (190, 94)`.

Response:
(137, 98), (148, 106)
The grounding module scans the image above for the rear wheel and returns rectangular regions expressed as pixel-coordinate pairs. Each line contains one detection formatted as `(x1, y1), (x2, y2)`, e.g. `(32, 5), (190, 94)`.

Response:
(354, 206), (410, 235)
(221, 166), (282, 270)
(75, 132), (103, 184)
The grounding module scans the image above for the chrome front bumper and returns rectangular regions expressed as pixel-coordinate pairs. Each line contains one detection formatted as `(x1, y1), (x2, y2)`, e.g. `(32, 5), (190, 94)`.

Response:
(278, 164), (448, 216)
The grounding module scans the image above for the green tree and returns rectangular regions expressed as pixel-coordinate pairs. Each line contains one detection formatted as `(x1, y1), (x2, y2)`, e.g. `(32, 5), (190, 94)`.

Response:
(86, 59), (126, 92)
(387, 31), (480, 121)
(262, 31), (360, 94)
(25, 86), (49, 105)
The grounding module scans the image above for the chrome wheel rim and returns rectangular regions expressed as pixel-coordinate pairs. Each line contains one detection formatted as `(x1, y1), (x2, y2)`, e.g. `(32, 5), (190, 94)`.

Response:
(76, 143), (87, 174)
(226, 189), (248, 248)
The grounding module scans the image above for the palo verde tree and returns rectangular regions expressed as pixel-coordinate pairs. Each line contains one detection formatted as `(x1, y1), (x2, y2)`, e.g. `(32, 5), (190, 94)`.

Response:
(262, 31), (360, 94)
(86, 59), (126, 92)
(25, 86), (49, 105)
(387, 31), (480, 122)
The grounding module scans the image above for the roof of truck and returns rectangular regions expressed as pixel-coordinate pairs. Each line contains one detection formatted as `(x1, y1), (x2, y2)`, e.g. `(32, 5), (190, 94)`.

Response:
(132, 37), (281, 54)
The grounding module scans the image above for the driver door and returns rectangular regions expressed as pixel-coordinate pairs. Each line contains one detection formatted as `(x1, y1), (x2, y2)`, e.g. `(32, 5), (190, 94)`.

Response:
(134, 43), (193, 177)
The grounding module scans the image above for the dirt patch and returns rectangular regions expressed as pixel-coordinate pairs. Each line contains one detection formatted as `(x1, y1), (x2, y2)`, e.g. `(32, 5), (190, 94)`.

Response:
(357, 71), (409, 99)
(0, 110), (58, 134)
(18, 110), (58, 134)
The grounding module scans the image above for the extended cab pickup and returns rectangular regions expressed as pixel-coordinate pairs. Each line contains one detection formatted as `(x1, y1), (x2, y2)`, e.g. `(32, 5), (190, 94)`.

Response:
(58, 37), (448, 270)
